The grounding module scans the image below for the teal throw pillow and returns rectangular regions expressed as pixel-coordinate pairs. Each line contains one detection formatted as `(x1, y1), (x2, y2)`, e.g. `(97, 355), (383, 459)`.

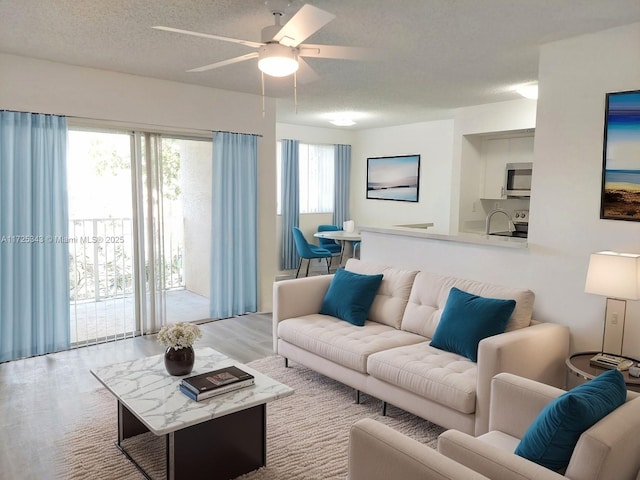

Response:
(430, 287), (515, 362)
(514, 369), (626, 471)
(319, 269), (383, 326)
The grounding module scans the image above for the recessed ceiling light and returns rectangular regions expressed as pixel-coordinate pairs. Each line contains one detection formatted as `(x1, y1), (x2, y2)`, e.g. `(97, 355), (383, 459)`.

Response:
(516, 83), (538, 100)
(325, 111), (363, 127)
(329, 118), (356, 127)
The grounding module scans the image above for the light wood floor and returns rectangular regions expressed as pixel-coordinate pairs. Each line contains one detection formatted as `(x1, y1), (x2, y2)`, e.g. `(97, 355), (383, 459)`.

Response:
(0, 313), (274, 480)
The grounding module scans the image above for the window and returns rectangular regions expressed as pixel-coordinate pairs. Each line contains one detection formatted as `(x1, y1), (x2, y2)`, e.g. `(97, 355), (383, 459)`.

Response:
(277, 141), (334, 214)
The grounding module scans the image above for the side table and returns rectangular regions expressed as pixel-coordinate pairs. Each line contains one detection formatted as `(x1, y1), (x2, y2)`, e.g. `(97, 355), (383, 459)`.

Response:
(566, 351), (640, 392)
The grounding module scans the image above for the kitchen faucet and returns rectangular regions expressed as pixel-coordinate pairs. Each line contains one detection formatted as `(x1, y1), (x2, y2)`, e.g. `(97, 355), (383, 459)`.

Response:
(485, 209), (515, 235)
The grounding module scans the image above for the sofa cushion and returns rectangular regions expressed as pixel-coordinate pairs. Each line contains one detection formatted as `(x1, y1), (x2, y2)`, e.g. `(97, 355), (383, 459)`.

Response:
(320, 268), (383, 326)
(278, 314), (426, 373)
(514, 369), (627, 471)
(430, 288), (515, 362)
(345, 259), (418, 329)
(401, 271), (534, 338)
(367, 343), (478, 414)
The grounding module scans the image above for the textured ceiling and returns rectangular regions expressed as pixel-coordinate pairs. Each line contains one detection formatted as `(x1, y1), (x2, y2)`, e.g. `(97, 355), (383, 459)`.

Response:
(2, 0), (640, 129)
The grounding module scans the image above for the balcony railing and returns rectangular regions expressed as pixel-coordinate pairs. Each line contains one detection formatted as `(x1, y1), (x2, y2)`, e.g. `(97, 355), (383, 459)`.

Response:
(68, 218), (184, 303)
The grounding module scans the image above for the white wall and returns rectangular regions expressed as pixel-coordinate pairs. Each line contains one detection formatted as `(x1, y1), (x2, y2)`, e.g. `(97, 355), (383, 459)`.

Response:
(364, 22), (640, 358)
(181, 140), (212, 298)
(352, 120), (455, 234)
(0, 53), (278, 313)
(531, 22), (640, 355)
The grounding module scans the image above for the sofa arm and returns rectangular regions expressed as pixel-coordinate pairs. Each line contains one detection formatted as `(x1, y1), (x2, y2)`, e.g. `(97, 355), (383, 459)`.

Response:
(438, 430), (565, 480)
(348, 419), (490, 480)
(474, 322), (570, 435)
(272, 275), (333, 351)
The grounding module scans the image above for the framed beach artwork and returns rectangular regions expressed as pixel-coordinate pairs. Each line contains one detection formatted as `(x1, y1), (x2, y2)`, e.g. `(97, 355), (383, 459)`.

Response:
(366, 154), (420, 202)
(601, 89), (640, 221)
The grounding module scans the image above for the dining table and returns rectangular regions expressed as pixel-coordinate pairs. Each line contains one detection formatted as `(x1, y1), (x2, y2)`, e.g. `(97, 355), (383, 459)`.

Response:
(313, 230), (362, 264)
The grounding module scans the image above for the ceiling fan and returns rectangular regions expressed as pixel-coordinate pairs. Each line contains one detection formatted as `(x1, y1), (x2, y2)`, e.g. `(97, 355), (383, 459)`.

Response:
(152, 3), (374, 83)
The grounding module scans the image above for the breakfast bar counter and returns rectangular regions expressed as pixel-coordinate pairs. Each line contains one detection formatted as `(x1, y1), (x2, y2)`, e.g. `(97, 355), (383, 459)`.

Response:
(360, 225), (528, 249)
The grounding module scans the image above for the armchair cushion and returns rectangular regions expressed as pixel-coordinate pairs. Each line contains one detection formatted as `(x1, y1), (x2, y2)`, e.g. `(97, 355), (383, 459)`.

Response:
(430, 287), (515, 362)
(514, 369), (627, 471)
(320, 268), (383, 326)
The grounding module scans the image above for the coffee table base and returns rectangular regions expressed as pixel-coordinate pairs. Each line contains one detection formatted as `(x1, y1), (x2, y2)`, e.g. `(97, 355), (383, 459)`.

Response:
(117, 401), (266, 480)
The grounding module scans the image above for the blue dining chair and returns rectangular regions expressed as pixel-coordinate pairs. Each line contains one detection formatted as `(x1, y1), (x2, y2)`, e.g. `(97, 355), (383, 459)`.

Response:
(352, 241), (361, 259)
(291, 227), (333, 278)
(317, 224), (343, 265)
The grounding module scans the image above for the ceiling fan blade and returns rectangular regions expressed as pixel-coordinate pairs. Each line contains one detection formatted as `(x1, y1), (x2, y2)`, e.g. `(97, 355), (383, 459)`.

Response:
(296, 58), (320, 84)
(152, 26), (264, 49)
(299, 44), (378, 61)
(187, 52), (259, 72)
(272, 4), (335, 48)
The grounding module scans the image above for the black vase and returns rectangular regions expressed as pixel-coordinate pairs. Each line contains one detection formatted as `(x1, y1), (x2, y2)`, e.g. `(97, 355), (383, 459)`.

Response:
(164, 346), (195, 376)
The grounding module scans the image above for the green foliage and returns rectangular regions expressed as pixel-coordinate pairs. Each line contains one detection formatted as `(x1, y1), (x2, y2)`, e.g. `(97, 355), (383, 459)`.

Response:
(90, 136), (182, 202)
(162, 140), (182, 201)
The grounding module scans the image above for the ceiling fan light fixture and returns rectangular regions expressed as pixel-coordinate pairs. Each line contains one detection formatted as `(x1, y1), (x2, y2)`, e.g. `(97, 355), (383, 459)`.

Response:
(258, 44), (299, 77)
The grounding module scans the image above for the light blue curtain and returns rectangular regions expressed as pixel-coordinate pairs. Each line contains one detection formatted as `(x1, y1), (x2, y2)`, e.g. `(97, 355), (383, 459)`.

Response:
(333, 144), (351, 225)
(210, 132), (258, 319)
(0, 111), (70, 362)
(280, 139), (299, 270)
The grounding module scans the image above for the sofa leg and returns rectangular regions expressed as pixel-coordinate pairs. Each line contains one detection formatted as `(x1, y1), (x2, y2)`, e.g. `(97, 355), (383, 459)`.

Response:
(284, 358), (289, 368)
(355, 389), (360, 404)
(382, 401), (387, 416)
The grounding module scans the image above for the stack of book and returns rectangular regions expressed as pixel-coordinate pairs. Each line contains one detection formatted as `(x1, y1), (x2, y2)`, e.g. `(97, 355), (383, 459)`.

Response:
(179, 365), (255, 401)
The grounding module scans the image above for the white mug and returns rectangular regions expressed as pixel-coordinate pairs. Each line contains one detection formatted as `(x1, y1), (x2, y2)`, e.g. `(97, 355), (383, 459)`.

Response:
(343, 220), (355, 233)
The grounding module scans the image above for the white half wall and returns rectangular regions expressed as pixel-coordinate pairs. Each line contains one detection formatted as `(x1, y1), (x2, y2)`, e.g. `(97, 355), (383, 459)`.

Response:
(0, 53), (278, 314)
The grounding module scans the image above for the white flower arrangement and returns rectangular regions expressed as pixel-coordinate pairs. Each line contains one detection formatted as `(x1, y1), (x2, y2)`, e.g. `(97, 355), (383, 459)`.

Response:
(157, 322), (202, 350)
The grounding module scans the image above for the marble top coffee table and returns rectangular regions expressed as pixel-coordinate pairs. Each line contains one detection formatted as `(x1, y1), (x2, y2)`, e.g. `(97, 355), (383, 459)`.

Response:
(91, 347), (293, 480)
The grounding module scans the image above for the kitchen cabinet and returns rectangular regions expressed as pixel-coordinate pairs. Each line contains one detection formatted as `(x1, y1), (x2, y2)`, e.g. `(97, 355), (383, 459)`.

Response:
(481, 133), (534, 199)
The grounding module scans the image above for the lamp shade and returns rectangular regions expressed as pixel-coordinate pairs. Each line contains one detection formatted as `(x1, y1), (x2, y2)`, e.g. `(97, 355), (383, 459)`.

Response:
(258, 43), (299, 77)
(585, 251), (640, 300)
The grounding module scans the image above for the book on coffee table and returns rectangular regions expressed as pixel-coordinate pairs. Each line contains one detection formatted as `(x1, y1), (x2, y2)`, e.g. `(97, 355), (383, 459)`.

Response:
(180, 365), (255, 400)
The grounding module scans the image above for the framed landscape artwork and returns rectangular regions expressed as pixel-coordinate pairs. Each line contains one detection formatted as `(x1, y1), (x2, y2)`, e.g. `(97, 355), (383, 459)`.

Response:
(366, 154), (420, 202)
(601, 89), (640, 221)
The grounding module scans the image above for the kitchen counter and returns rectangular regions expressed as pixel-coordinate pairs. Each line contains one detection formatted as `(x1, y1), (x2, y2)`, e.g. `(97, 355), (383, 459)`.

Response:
(360, 225), (528, 249)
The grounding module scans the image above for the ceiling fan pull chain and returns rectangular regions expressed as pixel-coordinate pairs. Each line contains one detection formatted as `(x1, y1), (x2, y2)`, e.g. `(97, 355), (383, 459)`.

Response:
(261, 71), (265, 118)
(294, 71), (298, 114)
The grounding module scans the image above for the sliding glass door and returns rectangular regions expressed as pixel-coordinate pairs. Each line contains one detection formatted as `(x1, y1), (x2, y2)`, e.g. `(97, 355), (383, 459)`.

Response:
(67, 128), (211, 345)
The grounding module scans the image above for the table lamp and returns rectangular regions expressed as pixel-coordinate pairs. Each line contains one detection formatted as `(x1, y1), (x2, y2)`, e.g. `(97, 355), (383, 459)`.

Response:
(584, 251), (640, 357)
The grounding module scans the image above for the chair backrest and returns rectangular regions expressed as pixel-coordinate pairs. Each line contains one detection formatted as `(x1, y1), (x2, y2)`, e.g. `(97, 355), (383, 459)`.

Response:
(317, 224), (341, 247)
(291, 227), (314, 258)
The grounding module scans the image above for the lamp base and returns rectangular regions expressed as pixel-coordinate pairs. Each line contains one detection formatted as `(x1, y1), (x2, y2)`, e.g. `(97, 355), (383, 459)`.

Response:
(602, 298), (626, 356)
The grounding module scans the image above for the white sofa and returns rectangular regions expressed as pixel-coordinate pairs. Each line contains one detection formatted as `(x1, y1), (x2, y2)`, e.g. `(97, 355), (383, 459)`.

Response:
(273, 259), (570, 435)
(348, 373), (640, 480)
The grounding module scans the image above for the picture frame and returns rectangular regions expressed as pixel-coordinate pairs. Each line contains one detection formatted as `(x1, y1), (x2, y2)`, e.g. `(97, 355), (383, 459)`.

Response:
(366, 154), (420, 202)
(600, 89), (640, 221)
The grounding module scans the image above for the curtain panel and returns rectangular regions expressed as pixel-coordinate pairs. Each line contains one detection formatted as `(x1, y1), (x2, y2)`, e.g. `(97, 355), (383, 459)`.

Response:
(0, 111), (70, 362)
(280, 139), (299, 270)
(333, 144), (351, 225)
(131, 132), (167, 335)
(210, 132), (258, 319)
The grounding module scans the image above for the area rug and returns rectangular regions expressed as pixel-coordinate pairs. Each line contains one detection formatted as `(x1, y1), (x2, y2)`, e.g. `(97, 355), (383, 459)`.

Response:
(56, 355), (445, 479)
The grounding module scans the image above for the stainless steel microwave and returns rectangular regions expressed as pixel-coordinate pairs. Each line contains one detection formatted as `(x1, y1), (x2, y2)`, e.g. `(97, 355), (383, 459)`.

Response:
(505, 162), (533, 197)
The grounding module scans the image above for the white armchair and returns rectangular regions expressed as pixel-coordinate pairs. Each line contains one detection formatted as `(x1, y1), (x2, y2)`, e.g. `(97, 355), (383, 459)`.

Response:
(437, 372), (640, 480)
(347, 418), (490, 480)
(347, 374), (640, 480)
